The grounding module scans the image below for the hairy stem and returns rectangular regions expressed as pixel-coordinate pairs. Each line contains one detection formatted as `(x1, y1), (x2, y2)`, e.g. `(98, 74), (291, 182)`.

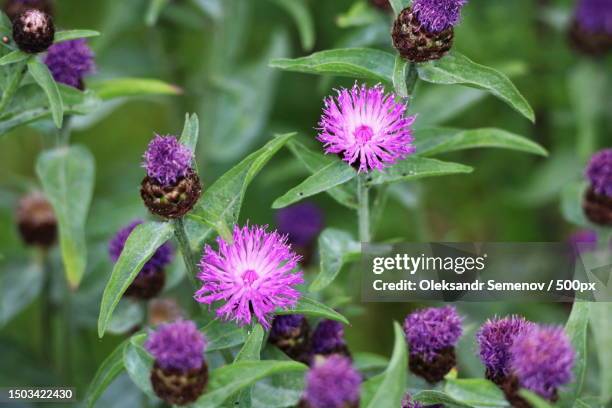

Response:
(173, 218), (199, 289)
(0, 59), (27, 116)
(357, 174), (371, 243)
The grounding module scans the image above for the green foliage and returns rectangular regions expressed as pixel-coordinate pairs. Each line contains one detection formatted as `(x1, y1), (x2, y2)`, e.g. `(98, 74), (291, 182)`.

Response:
(276, 296), (349, 325)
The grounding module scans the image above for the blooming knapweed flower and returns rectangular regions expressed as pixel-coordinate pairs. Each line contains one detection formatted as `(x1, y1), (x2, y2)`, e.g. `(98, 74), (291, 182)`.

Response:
(311, 319), (351, 359)
(145, 320), (208, 405)
(302, 355), (361, 408)
(140, 135), (202, 219)
(12, 8), (54, 53)
(195, 224), (303, 329)
(583, 149), (612, 225)
(318, 84), (415, 173)
(3, 0), (54, 21)
(570, 0), (612, 55)
(43, 39), (95, 89)
(510, 325), (575, 401)
(109, 220), (173, 299)
(476, 316), (534, 382)
(404, 306), (463, 383)
(392, 0), (468, 62)
(16, 191), (56, 248)
(269, 314), (311, 363)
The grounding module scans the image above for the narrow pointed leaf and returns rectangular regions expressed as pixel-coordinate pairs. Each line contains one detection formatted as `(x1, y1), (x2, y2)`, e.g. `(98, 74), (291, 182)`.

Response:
(444, 379), (509, 407)
(36, 145), (95, 289)
(272, 161), (357, 209)
(28, 58), (63, 127)
(417, 52), (535, 122)
(310, 229), (360, 292)
(277, 296), (349, 325)
(89, 78), (182, 100)
(84, 339), (128, 408)
(123, 334), (157, 399)
(98, 222), (174, 337)
(201, 320), (247, 352)
(179, 113), (200, 153)
(559, 301), (590, 405)
(590, 303), (612, 404)
(235, 325), (264, 362)
(519, 391), (554, 408)
(270, 0), (314, 50)
(367, 157), (473, 186)
(0, 50), (28, 66)
(54, 30), (101, 43)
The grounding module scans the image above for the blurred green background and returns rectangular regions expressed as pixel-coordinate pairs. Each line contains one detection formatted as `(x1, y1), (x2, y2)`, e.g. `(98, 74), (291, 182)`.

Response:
(0, 0), (609, 405)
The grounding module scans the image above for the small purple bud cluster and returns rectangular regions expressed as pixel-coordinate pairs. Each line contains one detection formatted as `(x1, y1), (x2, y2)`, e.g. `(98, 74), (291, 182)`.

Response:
(311, 319), (349, 357)
(43, 39), (95, 89)
(145, 320), (207, 372)
(586, 148), (612, 197)
(143, 135), (194, 186)
(412, 0), (468, 33)
(303, 355), (361, 408)
(404, 305), (463, 362)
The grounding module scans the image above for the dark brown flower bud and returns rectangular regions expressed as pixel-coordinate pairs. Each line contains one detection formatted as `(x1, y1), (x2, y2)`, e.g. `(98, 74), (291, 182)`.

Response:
(140, 169), (202, 219)
(148, 298), (184, 326)
(409, 346), (456, 383)
(12, 9), (54, 53)
(391, 7), (454, 63)
(16, 192), (57, 248)
(583, 186), (612, 226)
(3, 0), (54, 21)
(269, 315), (311, 364)
(494, 374), (536, 408)
(569, 19), (612, 56)
(124, 269), (165, 300)
(150, 361), (208, 406)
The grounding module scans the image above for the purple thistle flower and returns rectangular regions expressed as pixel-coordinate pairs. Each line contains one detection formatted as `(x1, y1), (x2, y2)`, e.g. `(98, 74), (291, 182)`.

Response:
(143, 135), (193, 186)
(404, 306), (463, 362)
(276, 202), (324, 247)
(412, 0), (468, 33)
(576, 0), (612, 35)
(401, 393), (424, 408)
(318, 84), (416, 173)
(145, 320), (207, 372)
(304, 355), (361, 408)
(195, 224), (304, 329)
(586, 148), (612, 197)
(109, 220), (173, 276)
(43, 39), (95, 89)
(270, 314), (307, 339)
(476, 315), (534, 379)
(311, 320), (347, 355)
(510, 325), (575, 400)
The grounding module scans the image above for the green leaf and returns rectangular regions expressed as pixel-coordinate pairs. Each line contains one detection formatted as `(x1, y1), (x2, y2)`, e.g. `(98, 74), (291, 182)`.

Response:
(97, 222), (174, 337)
(270, 0), (314, 50)
(417, 52), (535, 122)
(201, 320), (246, 352)
(191, 360), (307, 408)
(413, 390), (472, 408)
(36, 145), (95, 289)
(415, 128), (547, 157)
(179, 113), (200, 153)
(190, 133), (295, 245)
(393, 55), (410, 98)
(277, 296), (349, 325)
(145, 0), (170, 26)
(84, 339), (128, 408)
(519, 390), (554, 408)
(286, 140), (357, 209)
(272, 161), (357, 209)
(444, 379), (509, 408)
(367, 157), (473, 186)
(590, 303), (612, 404)
(0, 50), (28, 66)
(353, 352), (388, 373)
(270, 48), (395, 84)
(123, 334), (156, 399)
(389, 0), (408, 16)
(54, 30), (101, 43)
(89, 78), (182, 100)
(336, 1), (383, 28)
(559, 301), (590, 405)
(0, 261), (43, 327)
(310, 228), (360, 292)
(561, 182), (593, 229)
(106, 300), (144, 335)
(27, 58), (63, 127)
(362, 322), (407, 408)
(235, 325), (264, 362)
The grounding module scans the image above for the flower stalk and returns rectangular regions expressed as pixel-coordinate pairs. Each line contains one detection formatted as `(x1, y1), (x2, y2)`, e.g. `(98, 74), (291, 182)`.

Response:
(173, 217), (199, 290)
(357, 174), (371, 243)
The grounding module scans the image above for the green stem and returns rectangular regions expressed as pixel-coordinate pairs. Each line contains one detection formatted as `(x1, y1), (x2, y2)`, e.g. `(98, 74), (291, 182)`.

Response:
(405, 62), (418, 103)
(0, 59), (27, 116)
(357, 174), (371, 243)
(57, 115), (72, 146)
(39, 250), (53, 363)
(173, 218), (199, 289)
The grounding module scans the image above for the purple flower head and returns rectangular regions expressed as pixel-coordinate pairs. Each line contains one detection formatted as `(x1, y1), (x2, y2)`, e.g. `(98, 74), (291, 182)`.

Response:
(412, 0), (468, 33)
(318, 84), (416, 173)
(311, 319), (347, 355)
(109, 220), (173, 276)
(586, 148), (612, 197)
(145, 320), (207, 372)
(510, 325), (575, 400)
(43, 39), (95, 89)
(143, 135), (193, 186)
(276, 202), (324, 247)
(195, 224), (304, 329)
(476, 315), (534, 379)
(304, 355), (361, 408)
(404, 306), (463, 361)
(270, 314), (306, 339)
(576, 0), (612, 35)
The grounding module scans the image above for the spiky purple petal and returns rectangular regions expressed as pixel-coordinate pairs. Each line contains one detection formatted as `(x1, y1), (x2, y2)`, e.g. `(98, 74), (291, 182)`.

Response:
(586, 148), (612, 197)
(404, 306), (463, 361)
(145, 320), (207, 372)
(318, 84), (416, 173)
(143, 135), (193, 186)
(412, 0), (468, 33)
(304, 355), (361, 408)
(195, 224), (303, 329)
(43, 39), (94, 89)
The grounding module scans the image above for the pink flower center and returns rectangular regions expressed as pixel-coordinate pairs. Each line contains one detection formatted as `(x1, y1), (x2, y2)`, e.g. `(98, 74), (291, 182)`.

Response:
(241, 269), (259, 286)
(354, 125), (374, 145)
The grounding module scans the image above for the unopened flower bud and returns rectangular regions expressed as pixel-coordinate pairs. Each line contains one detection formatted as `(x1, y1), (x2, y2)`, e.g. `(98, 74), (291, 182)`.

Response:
(16, 192), (57, 248)
(583, 149), (612, 226)
(269, 314), (311, 363)
(569, 0), (612, 56)
(12, 9), (54, 53)
(310, 320), (351, 361)
(299, 355), (361, 408)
